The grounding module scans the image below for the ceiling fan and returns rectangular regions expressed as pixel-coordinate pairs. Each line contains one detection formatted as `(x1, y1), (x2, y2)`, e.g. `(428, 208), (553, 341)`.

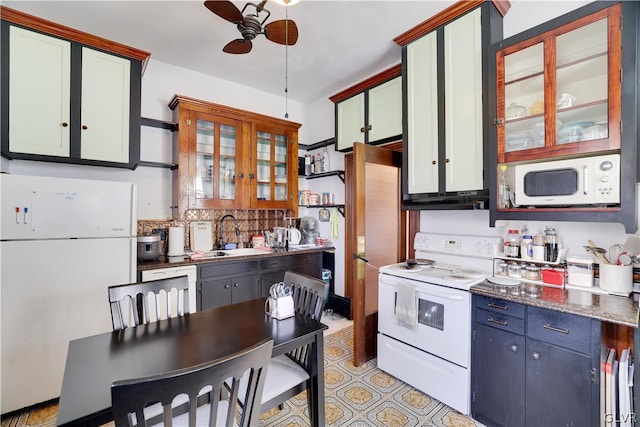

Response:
(204, 0), (299, 54)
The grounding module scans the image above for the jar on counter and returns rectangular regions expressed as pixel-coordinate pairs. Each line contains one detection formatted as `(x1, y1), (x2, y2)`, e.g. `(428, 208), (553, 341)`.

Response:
(525, 264), (541, 281)
(544, 227), (559, 262)
(507, 262), (522, 278)
(533, 230), (545, 261)
(504, 229), (520, 258)
(495, 260), (508, 276)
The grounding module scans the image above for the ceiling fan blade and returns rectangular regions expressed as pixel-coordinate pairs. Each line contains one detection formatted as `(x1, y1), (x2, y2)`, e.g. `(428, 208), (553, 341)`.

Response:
(264, 20), (299, 45)
(204, 0), (243, 23)
(223, 39), (253, 54)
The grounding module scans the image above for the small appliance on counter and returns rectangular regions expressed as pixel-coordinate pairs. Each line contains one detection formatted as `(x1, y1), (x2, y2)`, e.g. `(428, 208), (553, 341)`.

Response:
(137, 232), (161, 261)
(190, 221), (213, 251)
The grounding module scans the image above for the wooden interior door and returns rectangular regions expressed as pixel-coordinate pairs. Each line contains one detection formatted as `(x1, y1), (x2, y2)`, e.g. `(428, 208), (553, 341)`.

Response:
(346, 142), (404, 366)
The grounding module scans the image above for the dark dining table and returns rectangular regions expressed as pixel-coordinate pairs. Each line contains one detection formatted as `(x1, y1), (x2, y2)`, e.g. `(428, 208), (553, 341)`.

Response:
(56, 298), (327, 427)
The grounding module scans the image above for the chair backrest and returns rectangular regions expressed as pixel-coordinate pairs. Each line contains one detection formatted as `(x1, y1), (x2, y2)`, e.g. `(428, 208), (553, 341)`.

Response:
(283, 271), (328, 321)
(111, 338), (273, 427)
(108, 275), (190, 330)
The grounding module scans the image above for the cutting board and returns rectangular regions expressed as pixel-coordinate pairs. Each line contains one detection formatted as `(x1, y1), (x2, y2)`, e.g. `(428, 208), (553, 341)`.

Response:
(190, 221), (213, 251)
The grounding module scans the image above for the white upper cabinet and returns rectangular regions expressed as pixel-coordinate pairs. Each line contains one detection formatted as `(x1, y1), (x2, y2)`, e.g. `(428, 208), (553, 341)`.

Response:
(9, 26), (71, 157)
(368, 77), (402, 142)
(332, 68), (402, 152)
(406, 31), (438, 194)
(336, 92), (365, 151)
(444, 8), (483, 192)
(400, 3), (503, 207)
(80, 47), (131, 163)
(1, 6), (148, 169)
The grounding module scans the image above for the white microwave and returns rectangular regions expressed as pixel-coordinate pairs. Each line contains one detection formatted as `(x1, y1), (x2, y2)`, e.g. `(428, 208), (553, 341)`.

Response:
(513, 154), (620, 207)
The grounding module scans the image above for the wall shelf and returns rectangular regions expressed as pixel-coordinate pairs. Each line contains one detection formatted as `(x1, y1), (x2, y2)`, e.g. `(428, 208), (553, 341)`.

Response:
(302, 170), (345, 183)
(141, 117), (177, 132)
(298, 204), (345, 217)
(137, 160), (177, 170)
(299, 137), (335, 151)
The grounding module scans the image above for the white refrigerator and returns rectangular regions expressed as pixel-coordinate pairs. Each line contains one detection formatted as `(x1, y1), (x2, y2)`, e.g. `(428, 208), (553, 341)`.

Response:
(0, 174), (137, 413)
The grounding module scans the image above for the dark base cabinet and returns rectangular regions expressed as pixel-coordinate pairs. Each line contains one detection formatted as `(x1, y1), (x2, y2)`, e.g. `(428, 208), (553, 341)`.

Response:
(472, 295), (600, 427)
(196, 251), (324, 310)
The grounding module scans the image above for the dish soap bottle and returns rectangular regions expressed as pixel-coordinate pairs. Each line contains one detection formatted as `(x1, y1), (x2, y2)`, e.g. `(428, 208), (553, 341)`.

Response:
(321, 146), (330, 173)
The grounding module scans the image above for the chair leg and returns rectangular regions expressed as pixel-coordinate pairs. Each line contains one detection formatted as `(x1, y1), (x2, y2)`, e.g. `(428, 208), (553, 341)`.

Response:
(278, 403), (284, 410)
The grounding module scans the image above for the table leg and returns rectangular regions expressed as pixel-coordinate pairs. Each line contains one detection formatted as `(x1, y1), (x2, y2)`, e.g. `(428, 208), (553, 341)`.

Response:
(308, 331), (325, 427)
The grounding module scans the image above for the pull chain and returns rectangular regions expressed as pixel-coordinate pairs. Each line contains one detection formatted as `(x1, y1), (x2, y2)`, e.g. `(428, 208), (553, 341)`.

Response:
(284, 5), (289, 118)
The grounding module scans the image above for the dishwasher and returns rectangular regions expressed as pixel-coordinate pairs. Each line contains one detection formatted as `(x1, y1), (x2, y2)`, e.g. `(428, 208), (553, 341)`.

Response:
(141, 265), (197, 313)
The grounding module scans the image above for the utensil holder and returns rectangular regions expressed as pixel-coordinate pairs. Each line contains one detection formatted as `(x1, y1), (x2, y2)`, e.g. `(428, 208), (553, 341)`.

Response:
(598, 264), (632, 296)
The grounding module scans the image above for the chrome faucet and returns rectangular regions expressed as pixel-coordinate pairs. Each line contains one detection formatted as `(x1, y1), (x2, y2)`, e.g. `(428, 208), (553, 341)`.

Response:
(218, 214), (240, 249)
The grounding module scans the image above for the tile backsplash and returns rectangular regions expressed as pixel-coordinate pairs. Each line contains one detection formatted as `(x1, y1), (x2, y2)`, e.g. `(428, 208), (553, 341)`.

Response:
(138, 209), (291, 254)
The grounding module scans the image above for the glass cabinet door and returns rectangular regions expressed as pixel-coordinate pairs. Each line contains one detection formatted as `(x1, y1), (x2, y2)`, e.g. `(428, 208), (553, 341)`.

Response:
(255, 128), (290, 207)
(193, 114), (240, 208)
(497, 4), (620, 163)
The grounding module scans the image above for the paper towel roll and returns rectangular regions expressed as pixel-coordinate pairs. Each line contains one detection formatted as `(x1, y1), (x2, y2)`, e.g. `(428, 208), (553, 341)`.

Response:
(168, 226), (185, 256)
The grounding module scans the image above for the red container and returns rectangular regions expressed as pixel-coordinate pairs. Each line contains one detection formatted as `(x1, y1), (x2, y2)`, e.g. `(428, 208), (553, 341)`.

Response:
(541, 268), (565, 287)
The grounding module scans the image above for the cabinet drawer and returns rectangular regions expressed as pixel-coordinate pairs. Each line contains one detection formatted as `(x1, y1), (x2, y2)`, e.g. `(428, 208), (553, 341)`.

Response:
(475, 308), (525, 335)
(526, 306), (592, 354)
(260, 256), (289, 271)
(474, 295), (525, 319)
(199, 260), (257, 279)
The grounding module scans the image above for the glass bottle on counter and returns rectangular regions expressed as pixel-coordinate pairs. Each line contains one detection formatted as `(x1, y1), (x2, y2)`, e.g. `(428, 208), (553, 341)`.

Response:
(544, 227), (559, 262)
(321, 146), (330, 173)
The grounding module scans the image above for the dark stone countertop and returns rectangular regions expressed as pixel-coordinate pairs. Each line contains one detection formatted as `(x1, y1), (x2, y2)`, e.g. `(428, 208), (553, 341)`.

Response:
(471, 280), (639, 328)
(137, 246), (334, 271)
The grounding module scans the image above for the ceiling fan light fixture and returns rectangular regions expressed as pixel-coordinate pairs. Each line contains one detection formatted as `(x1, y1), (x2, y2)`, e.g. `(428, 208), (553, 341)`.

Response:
(273, 0), (301, 6)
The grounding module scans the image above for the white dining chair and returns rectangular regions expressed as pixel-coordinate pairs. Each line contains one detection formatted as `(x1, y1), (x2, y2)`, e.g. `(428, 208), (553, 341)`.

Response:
(108, 275), (190, 330)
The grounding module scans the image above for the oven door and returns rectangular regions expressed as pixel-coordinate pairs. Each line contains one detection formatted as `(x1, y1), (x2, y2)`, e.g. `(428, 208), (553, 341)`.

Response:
(378, 272), (471, 368)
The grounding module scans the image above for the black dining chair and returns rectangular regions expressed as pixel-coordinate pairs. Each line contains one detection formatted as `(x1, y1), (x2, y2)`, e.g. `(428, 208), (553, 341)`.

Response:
(108, 275), (190, 330)
(111, 338), (273, 427)
(237, 271), (328, 419)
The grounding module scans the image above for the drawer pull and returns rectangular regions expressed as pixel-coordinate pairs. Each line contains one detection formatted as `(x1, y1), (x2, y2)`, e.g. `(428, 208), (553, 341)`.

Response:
(487, 303), (509, 311)
(510, 344), (518, 353)
(488, 317), (507, 326)
(543, 324), (569, 334)
(531, 352), (541, 360)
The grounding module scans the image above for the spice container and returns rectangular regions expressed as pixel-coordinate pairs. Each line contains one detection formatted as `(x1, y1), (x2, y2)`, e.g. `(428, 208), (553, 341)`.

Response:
(525, 264), (541, 281)
(495, 260), (508, 276)
(566, 257), (594, 288)
(507, 262), (522, 278)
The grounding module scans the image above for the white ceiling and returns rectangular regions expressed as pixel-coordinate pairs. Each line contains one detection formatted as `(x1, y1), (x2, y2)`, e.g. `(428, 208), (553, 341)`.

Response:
(3, 0), (460, 105)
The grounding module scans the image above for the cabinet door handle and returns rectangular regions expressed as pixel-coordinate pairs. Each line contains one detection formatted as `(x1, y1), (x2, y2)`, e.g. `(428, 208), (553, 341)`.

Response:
(238, 172), (244, 179)
(488, 317), (507, 327)
(543, 324), (569, 334)
(445, 158), (450, 163)
(81, 125), (88, 130)
(249, 173), (254, 180)
(234, 283), (239, 287)
(61, 122), (68, 127)
(224, 284), (230, 289)
(531, 352), (541, 360)
(487, 303), (509, 311)
(510, 344), (518, 353)
(432, 160), (437, 165)
(360, 126), (366, 133)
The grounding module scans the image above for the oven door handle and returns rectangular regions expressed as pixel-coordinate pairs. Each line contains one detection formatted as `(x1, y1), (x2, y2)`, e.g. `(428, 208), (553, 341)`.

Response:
(408, 287), (465, 301)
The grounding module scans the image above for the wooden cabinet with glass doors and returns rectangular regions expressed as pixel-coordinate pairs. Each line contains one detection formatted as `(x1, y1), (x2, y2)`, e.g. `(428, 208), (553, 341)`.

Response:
(169, 95), (300, 220)
(496, 3), (621, 164)
(489, 1), (638, 233)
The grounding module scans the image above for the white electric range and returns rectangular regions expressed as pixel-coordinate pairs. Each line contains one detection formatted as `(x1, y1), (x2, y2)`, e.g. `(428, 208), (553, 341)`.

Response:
(377, 232), (503, 415)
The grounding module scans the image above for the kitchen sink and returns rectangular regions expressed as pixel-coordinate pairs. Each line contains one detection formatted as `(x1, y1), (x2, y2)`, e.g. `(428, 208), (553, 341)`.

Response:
(221, 248), (270, 257)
